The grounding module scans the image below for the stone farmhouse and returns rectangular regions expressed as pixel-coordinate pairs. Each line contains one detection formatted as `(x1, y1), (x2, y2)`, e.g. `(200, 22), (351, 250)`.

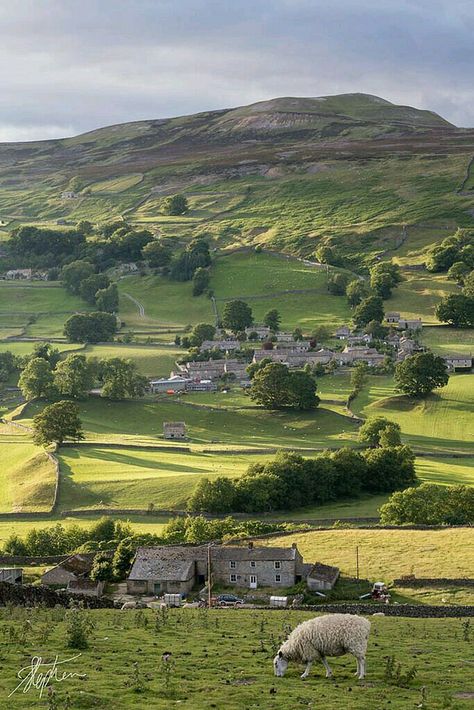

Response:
(163, 422), (187, 440)
(150, 375), (189, 393)
(60, 190), (78, 199)
(245, 325), (271, 340)
(200, 339), (240, 353)
(253, 348), (335, 367)
(334, 325), (351, 339)
(127, 542), (336, 594)
(338, 346), (385, 366)
(178, 360), (227, 380)
(385, 312), (423, 331)
(443, 355), (473, 371)
(4, 268), (32, 280)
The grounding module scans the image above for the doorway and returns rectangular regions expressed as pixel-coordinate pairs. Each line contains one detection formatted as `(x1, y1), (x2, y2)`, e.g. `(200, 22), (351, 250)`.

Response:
(249, 575), (257, 589)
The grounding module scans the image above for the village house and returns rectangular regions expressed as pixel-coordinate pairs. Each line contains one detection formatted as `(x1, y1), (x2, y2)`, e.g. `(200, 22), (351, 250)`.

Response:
(276, 340), (311, 352)
(385, 312), (400, 324)
(245, 325), (271, 340)
(224, 359), (250, 380)
(275, 331), (295, 342)
(346, 333), (371, 346)
(180, 359), (227, 381)
(397, 317), (423, 331)
(443, 355), (473, 372)
(163, 422), (187, 440)
(126, 542), (323, 594)
(334, 325), (351, 339)
(338, 346), (385, 366)
(200, 339), (240, 353)
(4, 268), (32, 280)
(253, 349), (289, 364)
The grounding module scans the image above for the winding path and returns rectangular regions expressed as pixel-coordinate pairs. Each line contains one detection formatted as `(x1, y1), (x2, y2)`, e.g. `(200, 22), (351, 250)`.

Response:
(122, 292), (145, 318)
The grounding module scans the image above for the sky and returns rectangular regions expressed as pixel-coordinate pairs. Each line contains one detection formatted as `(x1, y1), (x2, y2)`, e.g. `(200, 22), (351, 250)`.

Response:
(0, 0), (473, 142)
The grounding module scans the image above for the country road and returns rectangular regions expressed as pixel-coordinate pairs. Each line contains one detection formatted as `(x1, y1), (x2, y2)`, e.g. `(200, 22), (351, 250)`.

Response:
(122, 292), (145, 318)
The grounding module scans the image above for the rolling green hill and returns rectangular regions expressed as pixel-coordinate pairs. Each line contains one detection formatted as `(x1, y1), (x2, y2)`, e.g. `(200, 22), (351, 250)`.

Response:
(0, 93), (472, 263)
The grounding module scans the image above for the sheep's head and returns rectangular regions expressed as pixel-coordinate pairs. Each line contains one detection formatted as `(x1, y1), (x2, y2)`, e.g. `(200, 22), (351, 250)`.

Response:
(273, 650), (288, 677)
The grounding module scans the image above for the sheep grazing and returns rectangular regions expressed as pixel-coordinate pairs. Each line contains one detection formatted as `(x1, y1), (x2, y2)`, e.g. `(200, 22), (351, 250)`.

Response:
(273, 613), (371, 680)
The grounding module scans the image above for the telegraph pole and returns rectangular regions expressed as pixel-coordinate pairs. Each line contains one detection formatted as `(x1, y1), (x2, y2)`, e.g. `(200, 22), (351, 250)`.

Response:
(207, 543), (212, 608)
(356, 546), (359, 580)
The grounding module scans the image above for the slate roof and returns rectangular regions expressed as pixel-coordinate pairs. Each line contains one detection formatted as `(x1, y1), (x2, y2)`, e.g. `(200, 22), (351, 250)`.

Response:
(307, 562), (340, 584)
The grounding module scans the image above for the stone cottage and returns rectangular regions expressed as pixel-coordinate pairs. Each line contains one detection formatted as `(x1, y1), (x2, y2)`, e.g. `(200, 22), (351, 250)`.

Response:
(163, 422), (187, 440)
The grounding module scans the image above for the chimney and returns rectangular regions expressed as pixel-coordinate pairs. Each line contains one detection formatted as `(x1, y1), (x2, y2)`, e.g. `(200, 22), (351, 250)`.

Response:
(248, 542), (254, 549)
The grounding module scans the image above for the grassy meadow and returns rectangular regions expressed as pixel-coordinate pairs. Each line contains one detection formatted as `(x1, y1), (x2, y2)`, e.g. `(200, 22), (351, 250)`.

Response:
(0, 440), (56, 513)
(1, 608), (471, 710)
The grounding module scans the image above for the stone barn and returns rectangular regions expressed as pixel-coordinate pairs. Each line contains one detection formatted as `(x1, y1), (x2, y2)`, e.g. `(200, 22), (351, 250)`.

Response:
(163, 421), (187, 439)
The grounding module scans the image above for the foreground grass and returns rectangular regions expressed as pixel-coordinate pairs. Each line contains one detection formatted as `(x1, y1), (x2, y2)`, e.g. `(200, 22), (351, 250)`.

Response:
(0, 442), (56, 513)
(264, 528), (474, 580)
(0, 609), (471, 709)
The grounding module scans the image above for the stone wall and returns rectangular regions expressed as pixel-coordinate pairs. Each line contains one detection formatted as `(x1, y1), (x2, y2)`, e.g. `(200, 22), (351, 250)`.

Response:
(394, 577), (474, 588)
(0, 581), (115, 608)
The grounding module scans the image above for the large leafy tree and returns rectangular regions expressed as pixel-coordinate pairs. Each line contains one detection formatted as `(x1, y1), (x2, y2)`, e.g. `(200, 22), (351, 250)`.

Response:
(222, 300), (253, 333)
(142, 240), (172, 268)
(33, 400), (84, 446)
(346, 279), (369, 307)
(99, 358), (147, 399)
(64, 312), (117, 343)
(363, 445), (416, 493)
(162, 194), (188, 215)
(263, 309), (281, 332)
(79, 273), (110, 304)
(189, 323), (216, 347)
(352, 296), (384, 328)
(369, 262), (402, 299)
(18, 357), (56, 400)
(435, 293), (474, 327)
(380, 483), (474, 525)
(358, 416), (401, 448)
(95, 283), (119, 313)
(395, 352), (449, 397)
(61, 260), (95, 294)
(54, 354), (95, 399)
(250, 363), (318, 410)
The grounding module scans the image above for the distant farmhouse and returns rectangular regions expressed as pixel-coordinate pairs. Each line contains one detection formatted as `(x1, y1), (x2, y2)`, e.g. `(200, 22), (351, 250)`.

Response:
(60, 190), (78, 199)
(163, 421), (187, 440)
(443, 355), (473, 372)
(126, 542), (338, 595)
(384, 312), (422, 331)
(41, 553), (107, 597)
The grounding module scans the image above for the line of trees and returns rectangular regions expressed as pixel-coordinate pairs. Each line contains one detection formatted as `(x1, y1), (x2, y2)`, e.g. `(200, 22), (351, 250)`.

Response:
(188, 446), (416, 514)
(380, 483), (474, 525)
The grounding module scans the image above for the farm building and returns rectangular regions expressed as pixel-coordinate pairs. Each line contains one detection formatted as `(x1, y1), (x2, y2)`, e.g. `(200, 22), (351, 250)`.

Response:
(200, 340), (240, 352)
(0, 568), (23, 584)
(67, 579), (105, 597)
(443, 355), (473, 371)
(180, 360), (226, 380)
(163, 422), (187, 439)
(149, 375), (189, 393)
(307, 562), (340, 591)
(338, 347), (385, 366)
(275, 332), (295, 342)
(334, 325), (351, 339)
(397, 317), (423, 331)
(42, 553), (98, 588)
(245, 325), (271, 340)
(127, 542), (315, 594)
(60, 190), (77, 199)
(385, 312), (400, 324)
(4, 268), (32, 280)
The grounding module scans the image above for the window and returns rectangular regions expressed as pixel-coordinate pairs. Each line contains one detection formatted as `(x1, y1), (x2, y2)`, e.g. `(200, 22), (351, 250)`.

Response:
(229, 561), (236, 569)
(250, 561), (256, 568)
(274, 561), (281, 569)
(275, 574), (281, 583)
(230, 574), (237, 583)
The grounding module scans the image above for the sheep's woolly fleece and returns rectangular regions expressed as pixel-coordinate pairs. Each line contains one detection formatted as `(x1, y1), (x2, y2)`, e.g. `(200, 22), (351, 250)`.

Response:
(279, 614), (371, 661)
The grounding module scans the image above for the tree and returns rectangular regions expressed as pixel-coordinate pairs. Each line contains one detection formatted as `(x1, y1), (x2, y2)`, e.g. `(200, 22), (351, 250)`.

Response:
(369, 262), (402, 299)
(19, 357), (56, 400)
(112, 539), (136, 579)
(61, 260), (94, 294)
(346, 279), (369, 307)
(395, 352), (449, 397)
(380, 483), (474, 525)
(352, 296), (384, 328)
(426, 245), (459, 272)
(436, 294), (474, 327)
(327, 273), (349, 296)
(350, 361), (369, 396)
(464, 270), (474, 297)
(222, 300), (253, 333)
(90, 552), (114, 582)
(162, 194), (188, 215)
(170, 239), (211, 281)
(363, 445), (416, 493)
(0, 351), (18, 382)
(188, 477), (237, 514)
(28, 343), (61, 367)
(358, 416), (401, 448)
(142, 240), (172, 268)
(287, 371), (319, 410)
(379, 423), (402, 448)
(330, 448), (368, 497)
(99, 358), (147, 399)
(33, 400), (84, 446)
(189, 323), (216, 347)
(315, 245), (341, 265)
(64, 312), (117, 343)
(76, 220), (94, 236)
(79, 274), (110, 304)
(365, 319), (388, 340)
(54, 354), (94, 399)
(250, 363), (318, 410)
(192, 267), (210, 296)
(95, 283), (119, 313)
(447, 261), (471, 284)
(263, 309), (281, 332)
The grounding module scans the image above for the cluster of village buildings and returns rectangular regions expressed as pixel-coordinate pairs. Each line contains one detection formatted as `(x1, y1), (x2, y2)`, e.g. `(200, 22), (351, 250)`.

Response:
(150, 314), (472, 396)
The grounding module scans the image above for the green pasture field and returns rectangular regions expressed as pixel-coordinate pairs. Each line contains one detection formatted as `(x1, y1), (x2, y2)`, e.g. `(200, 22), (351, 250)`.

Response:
(358, 373), (474, 454)
(87, 173), (143, 193)
(0, 341), (81, 357)
(385, 269), (459, 323)
(118, 275), (214, 329)
(57, 446), (275, 511)
(81, 343), (182, 376)
(0, 610), (470, 710)
(264, 527), (474, 580)
(0, 442), (56, 512)
(17, 397), (359, 448)
(421, 325), (474, 355)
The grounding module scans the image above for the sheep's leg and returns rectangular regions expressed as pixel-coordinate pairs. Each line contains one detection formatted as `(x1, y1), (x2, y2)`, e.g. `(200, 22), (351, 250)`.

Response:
(355, 656), (365, 680)
(300, 661), (312, 679)
(321, 656), (332, 678)
(354, 656), (360, 677)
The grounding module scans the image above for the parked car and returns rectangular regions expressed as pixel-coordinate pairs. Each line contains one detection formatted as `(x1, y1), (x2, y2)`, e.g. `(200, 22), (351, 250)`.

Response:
(216, 594), (244, 607)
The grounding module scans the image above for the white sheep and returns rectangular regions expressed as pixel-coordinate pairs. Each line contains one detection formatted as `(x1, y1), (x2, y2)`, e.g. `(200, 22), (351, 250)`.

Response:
(273, 613), (371, 680)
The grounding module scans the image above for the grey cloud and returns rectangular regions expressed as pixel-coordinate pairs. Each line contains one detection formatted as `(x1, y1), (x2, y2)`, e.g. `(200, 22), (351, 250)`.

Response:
(0, 0), (473, 141)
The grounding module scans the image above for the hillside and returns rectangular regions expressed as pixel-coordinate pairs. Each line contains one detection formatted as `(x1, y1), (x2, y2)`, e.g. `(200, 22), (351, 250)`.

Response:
(0, 93), (473, 261)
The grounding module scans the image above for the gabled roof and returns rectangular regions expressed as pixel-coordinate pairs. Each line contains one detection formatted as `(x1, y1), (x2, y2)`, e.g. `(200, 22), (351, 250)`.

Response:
(308, 562), (340, 584)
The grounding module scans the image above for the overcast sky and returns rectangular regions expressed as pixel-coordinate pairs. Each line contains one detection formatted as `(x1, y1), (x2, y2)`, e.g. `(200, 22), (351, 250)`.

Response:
(1, 0), (473, 141)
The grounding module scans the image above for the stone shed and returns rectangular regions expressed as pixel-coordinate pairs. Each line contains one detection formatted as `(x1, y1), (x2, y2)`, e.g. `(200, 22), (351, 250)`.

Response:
(163, 421), (187, 440)
(307, 562), (340, 591)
